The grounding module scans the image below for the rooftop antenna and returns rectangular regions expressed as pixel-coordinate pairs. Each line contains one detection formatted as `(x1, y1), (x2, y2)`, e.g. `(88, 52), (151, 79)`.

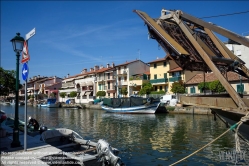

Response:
(138, 49), (140, 60)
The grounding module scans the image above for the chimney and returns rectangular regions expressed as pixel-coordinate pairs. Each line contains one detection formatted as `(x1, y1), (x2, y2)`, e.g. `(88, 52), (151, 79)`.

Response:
(112, 62), (115, 67)
(94, 65), (99, 71)
(54, 76), (56, 83)
(107, 63), (110, 68)
(67, 74), (70, 78)
(90, 68), (94, 72)
(38, 75), (40, 79)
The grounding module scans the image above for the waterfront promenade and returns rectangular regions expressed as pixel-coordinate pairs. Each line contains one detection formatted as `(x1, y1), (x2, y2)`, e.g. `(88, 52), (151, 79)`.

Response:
(0, 124), (61, 165)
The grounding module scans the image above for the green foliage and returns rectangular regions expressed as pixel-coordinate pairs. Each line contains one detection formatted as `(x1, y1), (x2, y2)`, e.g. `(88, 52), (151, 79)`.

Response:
(60, 92), (66, 98)
(0, 67), (16, 96)
(209, 80), (226, 93)
(151, 90), (165, 94)
(120, 87), (128, 96)
(69, 91), (77, 98)
(170, 80), (185, 94)
(166, 106), (175, 111)
(198, 82), (210, 90)
(139, 82), (153, 95)
(96, 91), (106, 97)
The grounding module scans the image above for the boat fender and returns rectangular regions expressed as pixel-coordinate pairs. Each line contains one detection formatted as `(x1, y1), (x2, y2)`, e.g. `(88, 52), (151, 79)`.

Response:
(97, 139), (120, 166)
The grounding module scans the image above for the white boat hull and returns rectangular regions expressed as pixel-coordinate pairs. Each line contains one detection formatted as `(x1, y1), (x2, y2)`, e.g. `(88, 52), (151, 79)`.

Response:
(101, 102), (166, 114)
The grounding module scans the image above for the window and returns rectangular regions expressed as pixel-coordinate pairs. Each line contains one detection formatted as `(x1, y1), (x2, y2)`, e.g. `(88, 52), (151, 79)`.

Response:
(237, 84), (244, 93)
(173, 72), (181, 77)
(163, 61), (167, 67)
(190, 86), (196, 94)
(124, 76), (127, 82)
(160, 86), (162, 91)
(108, 82), (110, 89)
(155, 86), (158, 91)
(108, 93), (110, 97)
(165, 86), (168, 92)
(154, 74), (157, 79)
(107, 73), (110, 79)
(164, 73), (167, 78)
(154, 63), (157, 68)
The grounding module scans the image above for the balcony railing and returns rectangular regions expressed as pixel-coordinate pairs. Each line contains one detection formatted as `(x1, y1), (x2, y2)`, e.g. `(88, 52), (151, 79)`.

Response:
(150, 78), (168, 84)
(62, 82), (74, 88)
(169, 76), (182, 82)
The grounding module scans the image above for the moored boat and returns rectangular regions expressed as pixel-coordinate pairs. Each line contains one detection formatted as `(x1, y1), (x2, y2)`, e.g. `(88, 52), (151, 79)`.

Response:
(101, 97), (168, 114)
(37, 98), (61, 108)
(40, 128), (125, 166)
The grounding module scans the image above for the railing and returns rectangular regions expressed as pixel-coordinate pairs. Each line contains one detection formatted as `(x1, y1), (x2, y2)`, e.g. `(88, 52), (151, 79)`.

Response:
(106, 85), (115, 90)
(169, 76), (182, 82)
(150, 78), (168, 84)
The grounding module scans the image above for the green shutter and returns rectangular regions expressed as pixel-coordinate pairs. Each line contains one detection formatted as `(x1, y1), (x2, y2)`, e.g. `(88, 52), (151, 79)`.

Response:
(164, 73), (167, 78)
(154, 74), (157, 79)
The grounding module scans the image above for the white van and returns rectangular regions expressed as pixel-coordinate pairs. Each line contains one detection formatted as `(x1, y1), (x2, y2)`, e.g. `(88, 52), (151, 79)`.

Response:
(160, 94), (178, 106)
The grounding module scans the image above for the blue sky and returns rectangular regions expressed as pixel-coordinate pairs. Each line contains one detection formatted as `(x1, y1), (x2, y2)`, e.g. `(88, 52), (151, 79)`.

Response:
(1, 1), (249, 83)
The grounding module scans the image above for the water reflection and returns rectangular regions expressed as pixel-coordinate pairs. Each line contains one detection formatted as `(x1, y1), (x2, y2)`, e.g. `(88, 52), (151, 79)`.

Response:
(1, 105), (248, 165)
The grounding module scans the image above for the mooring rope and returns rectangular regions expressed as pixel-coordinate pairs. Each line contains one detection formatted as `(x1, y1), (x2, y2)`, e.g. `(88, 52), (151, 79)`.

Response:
(170, 111), (249, 166)
(235, 112), (249, 152)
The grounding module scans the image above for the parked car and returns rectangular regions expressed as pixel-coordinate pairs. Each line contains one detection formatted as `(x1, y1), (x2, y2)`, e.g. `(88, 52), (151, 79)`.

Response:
(160, 94), (178, 106)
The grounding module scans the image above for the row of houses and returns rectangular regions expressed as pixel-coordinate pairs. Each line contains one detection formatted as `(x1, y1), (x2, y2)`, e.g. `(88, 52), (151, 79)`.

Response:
(20, 54), (249, 104)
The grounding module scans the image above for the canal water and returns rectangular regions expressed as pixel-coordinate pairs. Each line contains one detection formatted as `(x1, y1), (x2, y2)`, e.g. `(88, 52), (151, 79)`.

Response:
(1, 105), (248, 166)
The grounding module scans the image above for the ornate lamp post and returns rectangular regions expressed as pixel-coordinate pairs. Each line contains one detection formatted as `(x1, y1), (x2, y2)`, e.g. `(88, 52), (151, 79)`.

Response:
(10, 33), (25, 148)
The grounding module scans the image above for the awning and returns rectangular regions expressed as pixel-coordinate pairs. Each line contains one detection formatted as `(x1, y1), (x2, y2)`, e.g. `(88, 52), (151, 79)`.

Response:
(86, 81), (93, 86)
(85, 91), (92, 95)
(80, 82), (87, 86)
(81, 91), (86, 95)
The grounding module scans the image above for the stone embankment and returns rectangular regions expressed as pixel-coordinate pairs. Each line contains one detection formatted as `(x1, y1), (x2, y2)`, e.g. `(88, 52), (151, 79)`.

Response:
(169, 105), (212, 115)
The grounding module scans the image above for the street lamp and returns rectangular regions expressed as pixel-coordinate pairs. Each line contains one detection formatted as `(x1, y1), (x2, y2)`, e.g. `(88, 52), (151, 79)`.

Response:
(10, 32), (25, 148)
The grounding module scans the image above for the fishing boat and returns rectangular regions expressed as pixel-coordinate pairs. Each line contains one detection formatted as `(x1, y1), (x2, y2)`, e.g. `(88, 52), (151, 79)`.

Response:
(101, 97), (168, 114)
(37, 98), (61, 108)
(40, 128), (124, 166)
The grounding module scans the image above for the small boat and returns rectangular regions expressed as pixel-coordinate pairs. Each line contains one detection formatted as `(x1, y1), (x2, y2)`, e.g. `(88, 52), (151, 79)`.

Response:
(40, 128), (125, 166)
(37, 98), (61, 108)
(10, 100), (25, 106)
(101, 97), (168, 114)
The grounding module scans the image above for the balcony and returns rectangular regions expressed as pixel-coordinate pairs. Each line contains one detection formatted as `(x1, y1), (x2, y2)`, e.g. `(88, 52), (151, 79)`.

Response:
(97, 77), (105, 82)
(169, 76), (182, 82)
(150, 78), (168, 84)
(61, 82), (74, 88)
(106, 76), (115, 81)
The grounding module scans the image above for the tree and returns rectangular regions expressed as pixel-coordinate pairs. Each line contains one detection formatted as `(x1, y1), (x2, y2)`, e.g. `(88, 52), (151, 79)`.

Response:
(139, 82), (153, 96)
(120, 87), (128, 96)
(197, 82), (210, 92)
(170, 80), (185, 94)
(69, 91), (77, 98)
(209, 80), (226, 93)
(0, 67), (17, 96)
(60, 92), (66, 102)
(96, 91), (106, 98)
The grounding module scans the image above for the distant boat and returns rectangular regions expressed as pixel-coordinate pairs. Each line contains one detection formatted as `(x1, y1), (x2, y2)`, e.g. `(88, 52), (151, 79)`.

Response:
(10, 100), (25, 106)
(37, 98), (61, 108)
(101, 97), (168, 114)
